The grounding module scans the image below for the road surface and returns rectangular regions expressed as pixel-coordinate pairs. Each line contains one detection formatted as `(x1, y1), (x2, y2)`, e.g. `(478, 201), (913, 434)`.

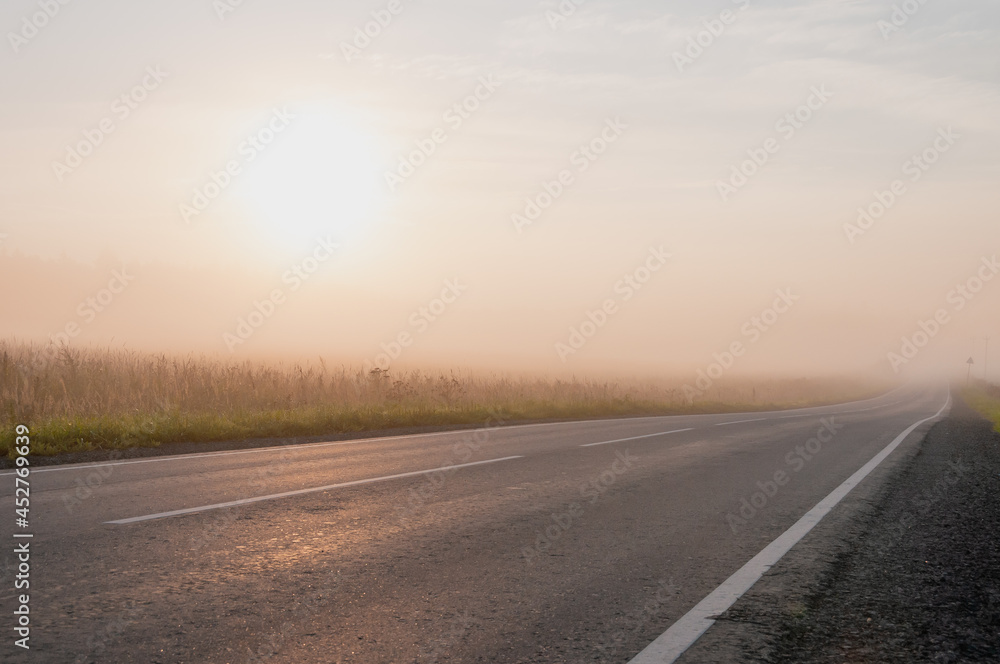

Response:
(1, 385), (949, 663)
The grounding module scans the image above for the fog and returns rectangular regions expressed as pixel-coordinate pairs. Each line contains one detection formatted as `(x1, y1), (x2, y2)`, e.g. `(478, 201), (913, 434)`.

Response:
(2, 0), (998, 382)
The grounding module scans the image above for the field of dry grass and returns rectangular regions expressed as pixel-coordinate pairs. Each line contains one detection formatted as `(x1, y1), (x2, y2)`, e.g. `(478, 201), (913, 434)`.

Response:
(1, 340), (887, 457)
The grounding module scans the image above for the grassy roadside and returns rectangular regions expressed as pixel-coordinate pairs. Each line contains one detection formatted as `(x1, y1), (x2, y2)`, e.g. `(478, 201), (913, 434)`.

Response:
(962, 381), (1000, 432)
(1, 341), (889, 458)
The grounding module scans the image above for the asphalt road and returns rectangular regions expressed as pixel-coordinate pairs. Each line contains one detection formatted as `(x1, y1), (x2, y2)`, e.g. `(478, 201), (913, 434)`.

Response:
(0, 385), (949, 663)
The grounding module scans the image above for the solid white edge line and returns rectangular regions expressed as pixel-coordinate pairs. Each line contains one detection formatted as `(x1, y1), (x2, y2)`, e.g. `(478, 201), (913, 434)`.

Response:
(714, 418), (767, 426)
(1, 417), (698, 477)
(626, 391), (951, 664)
(0, 437), (381, 477)
(2, 385), (913, 477)
(104, 455), (524, 525)
(580, 428), (694, 448)
(0, 427), (537, 477)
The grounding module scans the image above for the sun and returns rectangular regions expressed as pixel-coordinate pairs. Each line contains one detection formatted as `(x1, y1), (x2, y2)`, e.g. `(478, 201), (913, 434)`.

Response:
(236, 105), (382, 248)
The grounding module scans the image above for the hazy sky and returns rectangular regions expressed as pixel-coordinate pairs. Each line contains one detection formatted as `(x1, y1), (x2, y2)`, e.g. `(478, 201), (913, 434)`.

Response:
(1, 0), (998, 379)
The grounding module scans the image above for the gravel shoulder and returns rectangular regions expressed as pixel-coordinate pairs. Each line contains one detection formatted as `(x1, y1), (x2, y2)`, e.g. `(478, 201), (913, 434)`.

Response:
(680, 391), (1000, 663)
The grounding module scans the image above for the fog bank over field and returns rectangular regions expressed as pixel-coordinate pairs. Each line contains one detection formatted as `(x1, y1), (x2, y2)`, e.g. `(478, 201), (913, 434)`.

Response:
(1, 251), (996, 381)
(1, 0), (998, 382)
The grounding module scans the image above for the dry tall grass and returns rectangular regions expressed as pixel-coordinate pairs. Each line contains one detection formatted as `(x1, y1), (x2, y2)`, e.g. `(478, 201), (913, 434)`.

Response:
(1, 340), (884, 456)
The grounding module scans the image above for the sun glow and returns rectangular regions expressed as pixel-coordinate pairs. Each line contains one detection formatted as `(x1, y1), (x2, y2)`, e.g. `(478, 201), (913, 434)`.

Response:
(237, 106), (382, 248)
